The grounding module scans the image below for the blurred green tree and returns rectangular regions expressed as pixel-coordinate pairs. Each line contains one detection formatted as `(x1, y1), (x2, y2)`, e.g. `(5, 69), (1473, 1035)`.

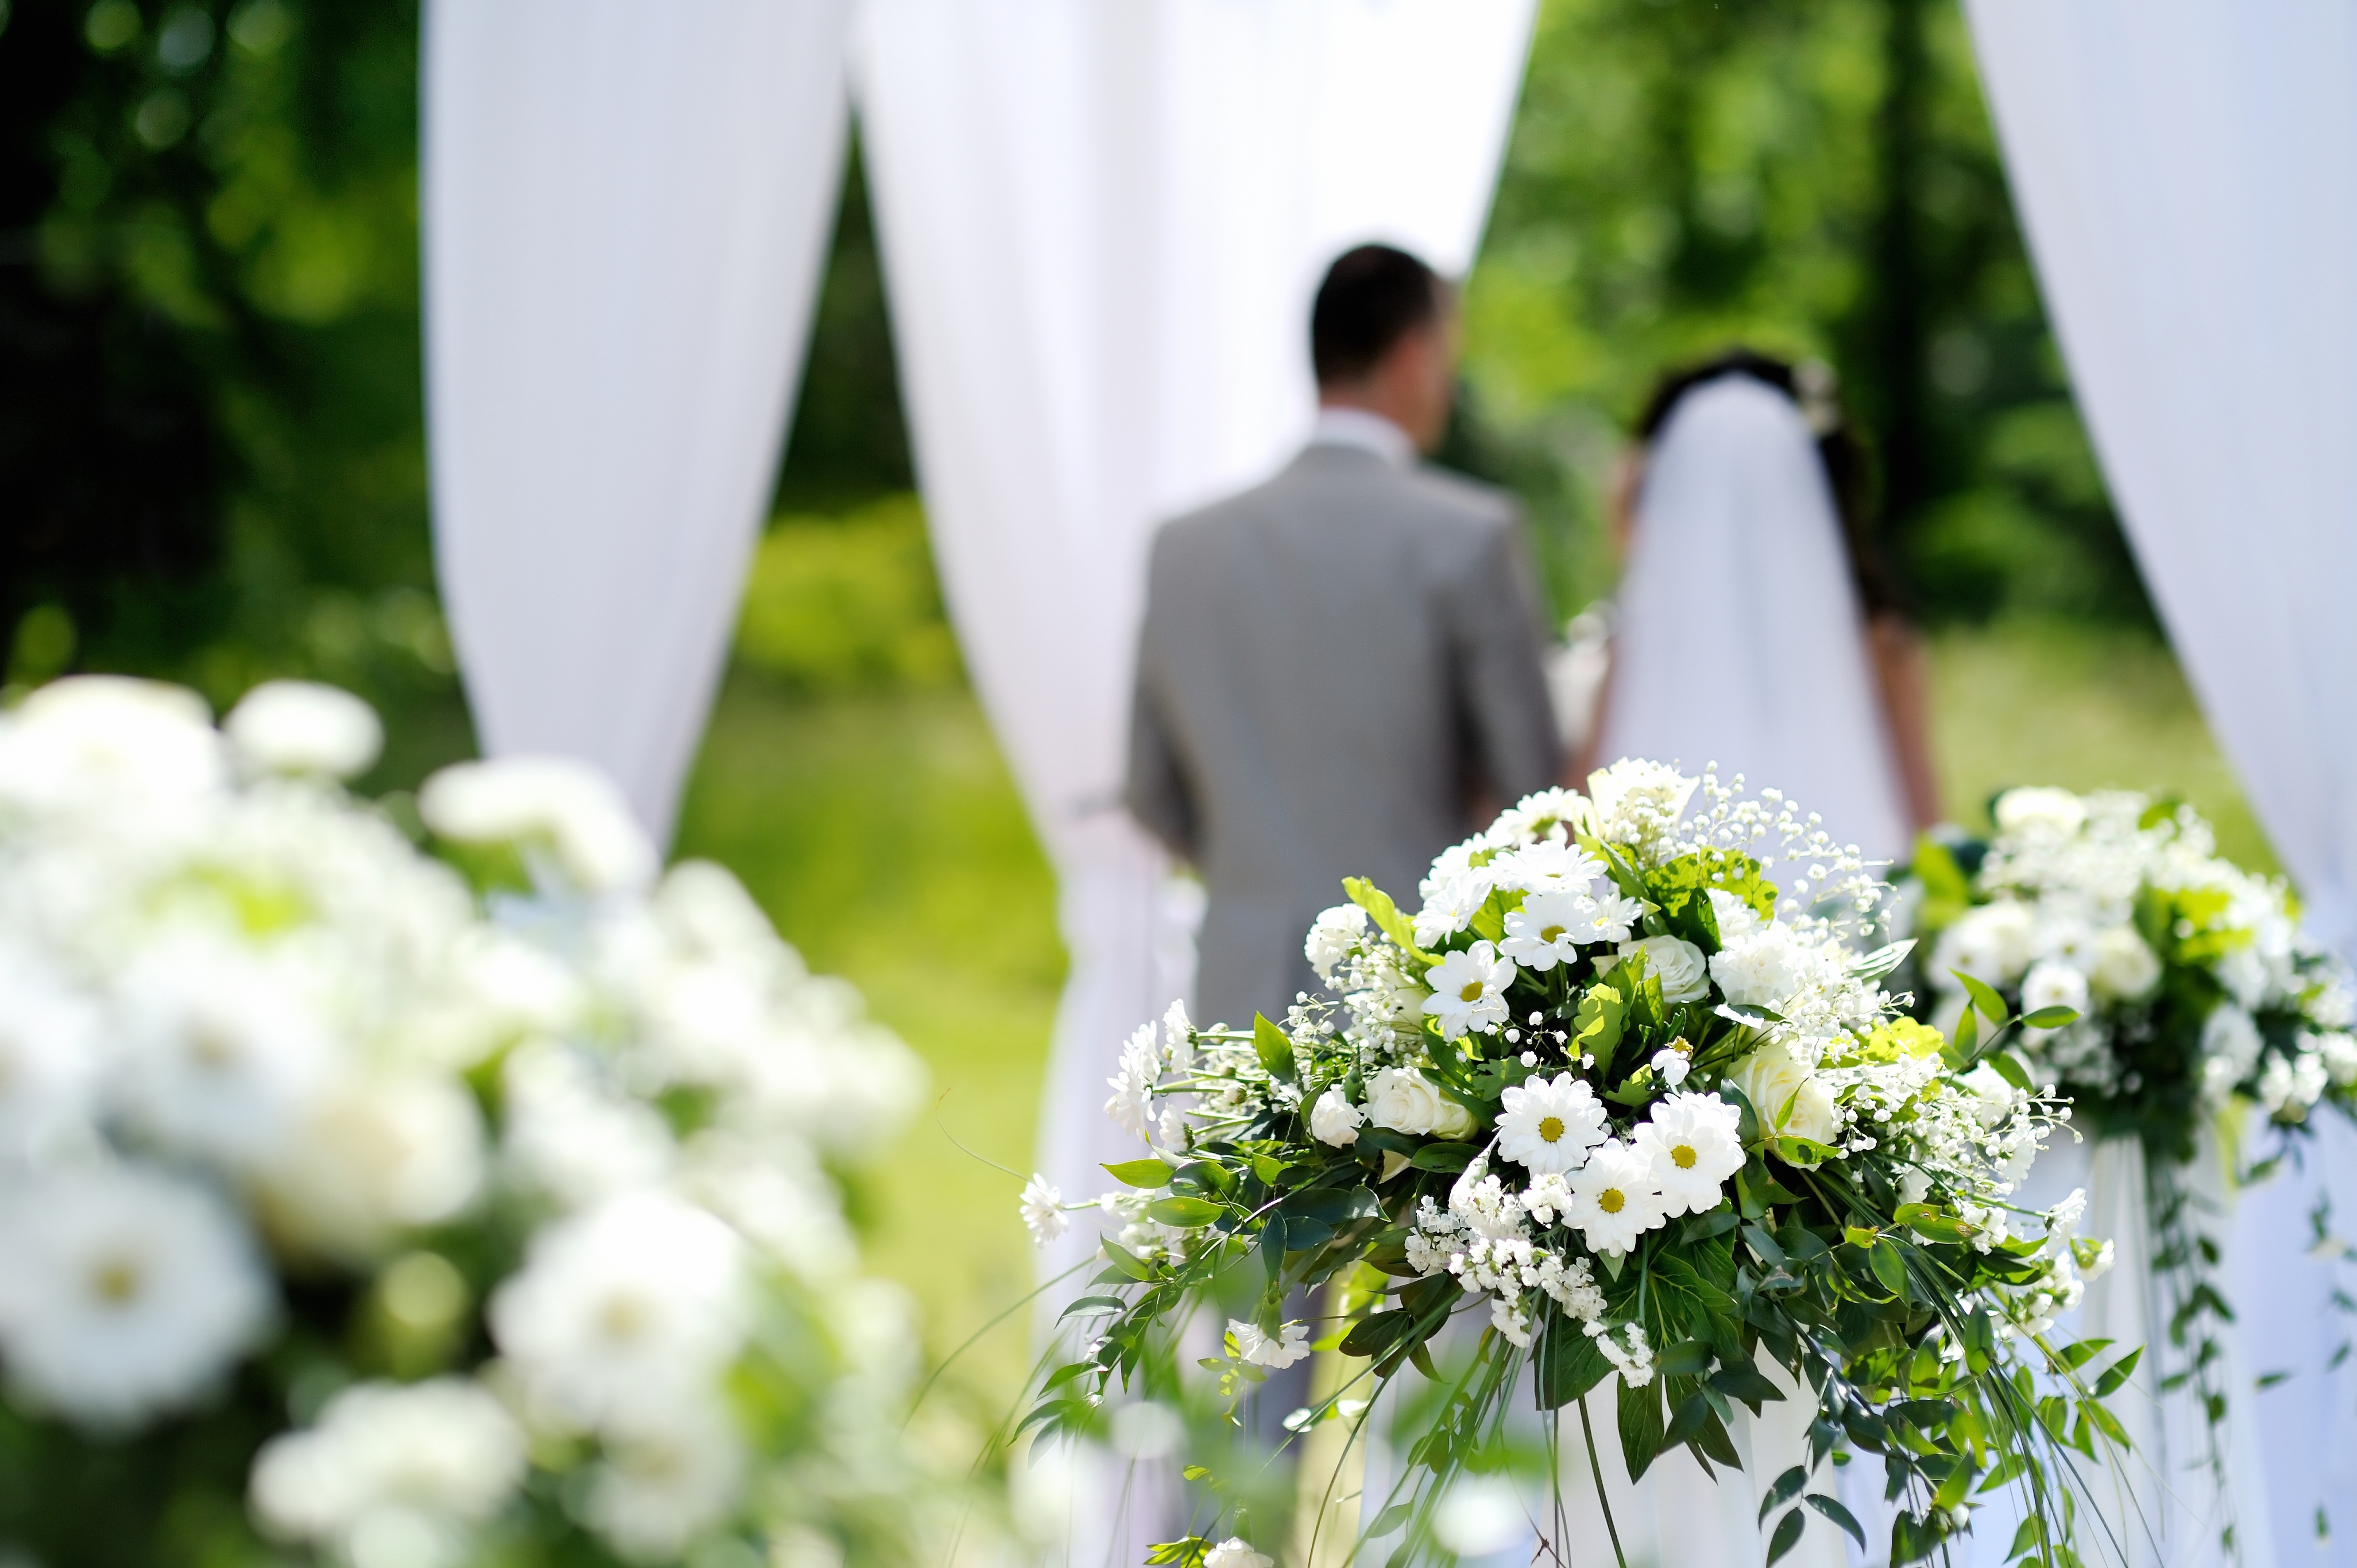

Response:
(1464, 0), (2153, 628)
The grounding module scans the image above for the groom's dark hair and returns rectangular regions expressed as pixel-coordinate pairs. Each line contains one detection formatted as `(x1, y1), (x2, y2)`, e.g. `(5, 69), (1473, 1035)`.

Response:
(1312, 244), (1442, 386)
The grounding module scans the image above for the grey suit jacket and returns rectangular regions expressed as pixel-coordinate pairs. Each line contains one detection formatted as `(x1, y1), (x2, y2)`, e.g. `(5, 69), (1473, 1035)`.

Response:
(1125, 443), (1561, 1030)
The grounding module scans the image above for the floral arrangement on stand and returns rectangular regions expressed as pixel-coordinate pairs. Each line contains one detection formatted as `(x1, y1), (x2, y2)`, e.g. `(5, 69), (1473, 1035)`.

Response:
(1022, 763), (2134, 1568)
(1914, 785), (2357, 1527)
(0, 675), (942, 1568)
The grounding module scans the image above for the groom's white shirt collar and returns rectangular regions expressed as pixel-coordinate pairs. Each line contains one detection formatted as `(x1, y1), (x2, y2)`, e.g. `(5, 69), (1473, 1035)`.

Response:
(1308, 405), (1415, 467)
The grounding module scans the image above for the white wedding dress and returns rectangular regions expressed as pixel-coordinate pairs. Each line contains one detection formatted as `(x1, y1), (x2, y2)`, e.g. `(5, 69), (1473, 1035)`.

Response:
(1597, 373), (1910, 868)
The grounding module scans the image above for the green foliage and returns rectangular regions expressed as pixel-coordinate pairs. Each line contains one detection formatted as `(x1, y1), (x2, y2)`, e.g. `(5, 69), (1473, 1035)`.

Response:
(734, 493), (961, 693)
(1463, 0), (2155, 627)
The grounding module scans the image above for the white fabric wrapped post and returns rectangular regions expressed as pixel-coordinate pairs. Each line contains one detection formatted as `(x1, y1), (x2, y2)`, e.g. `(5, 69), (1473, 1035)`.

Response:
(424, 0), (853, 841)
(1599, 374), (1910, 867)
(1962, 6), (2357, 1559)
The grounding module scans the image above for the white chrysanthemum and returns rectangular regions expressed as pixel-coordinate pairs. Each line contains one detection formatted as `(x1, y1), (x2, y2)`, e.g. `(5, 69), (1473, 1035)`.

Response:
(1422, 941), (1516, 1040)
(1493, 1073), (1606, 1175)
(2020, 961), (2090, 1022)
(1933, 901), (2038, 990)
(0, 1164), (272, 1427)
(224, 681), (383, 780)
(1498, 891), (1591, 971)
(1489, 839), (1603, 896)
(1414, 873), (1494, 948)
(2089, 926), (2161, 1002)
(114, 938), (338, 1172)
(582, 1396), (747, 1561)
(1309, 1087), (1363, 1147)
(1709, 925), (1802, 1011)
(1305, 905), (1368, 980)
(1019, 1175), (1067, 1247)
(1565, 1141), (1666, 1257)
(501, 1042), (675, 1209)
(419, 756), (656, 895)
(1632, 1093), (1744, 1218)
(1105, 1023), (1161, 1139)
(0, 945), (106, 1161)
(1993, 786), (2089, 837)
(1618, 934), (1709, 1003)
(2201, 1002), (2264, 1084)
(490, 1192), (747, 1428)
(1707, 888), (1763, 941)
(0, 675), (226, 816)
(1203, 1538), (1276, 1568)
(1231, 1319), (1309, 1369)
(261, 1072), (485, 1258)
(249, 1377), (526, 1561)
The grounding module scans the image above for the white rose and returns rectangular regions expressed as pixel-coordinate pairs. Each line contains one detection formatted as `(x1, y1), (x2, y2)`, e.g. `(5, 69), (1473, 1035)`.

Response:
(1204, 1540), (1274, 1568)
(1366, 1067), (1471, 1137)
(1726, 1042), (1838, 1148)
(1308, 1087), (1364, 1147)
(1620, 934), (1709, 1004)
(1933, 902), (2037, 990)
(2020, 961), (2090, 1023)
(2089, 927), (2161, 1002)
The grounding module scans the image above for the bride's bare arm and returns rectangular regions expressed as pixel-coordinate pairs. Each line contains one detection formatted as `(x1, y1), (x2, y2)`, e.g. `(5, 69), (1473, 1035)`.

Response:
(1866, 611), (1939, 832)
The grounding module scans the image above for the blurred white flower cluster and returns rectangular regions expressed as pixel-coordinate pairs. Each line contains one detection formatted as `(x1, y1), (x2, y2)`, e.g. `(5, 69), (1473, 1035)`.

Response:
(1929, 786), (2356, 1128)
(0, 677), (930, 1566)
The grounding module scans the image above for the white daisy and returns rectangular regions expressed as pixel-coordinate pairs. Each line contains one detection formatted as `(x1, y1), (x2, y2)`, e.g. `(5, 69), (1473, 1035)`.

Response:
(1421, 942), (1516, 1040)
(1631, 1093), (1744, 1218)
(1489, 840), (1603, 896)
(1020, 1175), (1068, 1246)
(1565, 1140), (1667, 1257)
(1498, 891), (1590, 972)
(1414, 873), (1495, 948)
(1494, 1073), (1608, 1175)
(1231, 1319), (1310, 1369)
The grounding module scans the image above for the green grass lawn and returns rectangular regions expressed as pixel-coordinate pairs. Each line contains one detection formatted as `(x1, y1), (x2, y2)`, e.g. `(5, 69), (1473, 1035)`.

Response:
(666, 617), (2281, 1425)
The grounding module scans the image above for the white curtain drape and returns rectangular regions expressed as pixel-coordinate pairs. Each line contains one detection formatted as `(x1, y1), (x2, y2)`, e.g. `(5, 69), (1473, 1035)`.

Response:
(1963, 5), (2357, 1561)
(424, 0), (853, 840)
(851, 0), (1535, 1291)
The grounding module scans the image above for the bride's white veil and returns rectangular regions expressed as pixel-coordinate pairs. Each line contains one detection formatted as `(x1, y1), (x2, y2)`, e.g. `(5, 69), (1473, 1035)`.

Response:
(1598, 371), (1910, 863)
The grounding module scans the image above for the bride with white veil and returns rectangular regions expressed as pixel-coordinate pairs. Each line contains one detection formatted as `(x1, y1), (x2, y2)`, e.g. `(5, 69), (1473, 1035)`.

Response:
(1590, 354), (1936, 867)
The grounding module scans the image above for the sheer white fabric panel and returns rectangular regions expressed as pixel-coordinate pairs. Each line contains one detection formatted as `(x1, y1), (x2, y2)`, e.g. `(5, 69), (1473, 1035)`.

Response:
(424, 0), (851, 839)
(1964, 5), (2357, 1559)
(852, 0), (1533, 1282)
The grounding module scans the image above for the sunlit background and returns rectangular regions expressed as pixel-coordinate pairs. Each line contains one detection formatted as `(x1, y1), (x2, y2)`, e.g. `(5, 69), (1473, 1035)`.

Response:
(0, 0), (2269, 1421)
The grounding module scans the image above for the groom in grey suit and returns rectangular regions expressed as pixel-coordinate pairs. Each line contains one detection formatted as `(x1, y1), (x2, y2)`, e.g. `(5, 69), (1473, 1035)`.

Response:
(1126, 244), (1561, 1030)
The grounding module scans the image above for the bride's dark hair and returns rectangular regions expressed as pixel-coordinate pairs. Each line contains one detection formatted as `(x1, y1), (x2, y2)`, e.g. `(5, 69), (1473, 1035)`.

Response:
(1634, 347), (1907, 619)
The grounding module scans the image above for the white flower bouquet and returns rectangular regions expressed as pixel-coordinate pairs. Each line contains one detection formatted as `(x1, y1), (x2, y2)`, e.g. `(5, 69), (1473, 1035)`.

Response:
(1914, 786), (2357, 1506)
(0, 677), (936, 1567)
(1026, 763), (2129, 1568)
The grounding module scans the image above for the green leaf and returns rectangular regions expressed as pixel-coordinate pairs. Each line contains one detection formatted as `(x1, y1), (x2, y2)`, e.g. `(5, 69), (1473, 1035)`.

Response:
(1692, 1405), (1742, 1468)
(1369, 1504), (1413, 1539)
(1619, 1372), (1666, 1482)
(1338, 1311), (1416, 1360)
(1954, 970), (2010, 1025)
(1869, 1240), (1909, 1297)
(1894, 1202), (1978, 1241)
(2093, 1346), (2143, 1397)
(1574, 984), (1629, 1080)
(1805, 1494), (1867, 1551)
(1946, 1001), (1979, 1065)
(1103, 1158), (1175, 1188)
(1099, 1241), (1154, 1280)
(1147, 1196), (1223, 1228)
(1344, 876), (1431, 964)
(2054, 1337), (2113, 1372)
(2021, 1005), (2080, 1029)
(1709, 1362), (1786, 1415)
(1408, 1141), (1479, 1172)
(1181, 1466), (1211, 1482)
(1253, 1015), (1297, 1082)
(1656, 1338), (1712, 1378)
(1536, 1318), (1613, 1408)
(2083, 1397), (2130, 1449)
(1765, 1507), (1806, 1566)
(1987, 1051), (2035, 1094)
(1759, 1465), (1808, 1522)
(1057, 1295), (1130, 1320)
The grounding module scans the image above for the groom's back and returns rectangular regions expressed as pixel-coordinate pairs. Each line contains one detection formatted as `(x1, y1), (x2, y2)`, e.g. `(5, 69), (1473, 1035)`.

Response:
(1126, 443), (1558, 1026)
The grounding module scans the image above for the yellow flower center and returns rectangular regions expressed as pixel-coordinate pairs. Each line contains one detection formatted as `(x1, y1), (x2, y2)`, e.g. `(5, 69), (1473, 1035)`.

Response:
(90, 1256), (142, 1305)
(1541, 925), (1566, 943)
(1459, 981), (1485, 1003)
(1672, 1144), (1697, 1169)
(1598, 1188), (1625, 1214)
(1538, 1115), (1564, 1144)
